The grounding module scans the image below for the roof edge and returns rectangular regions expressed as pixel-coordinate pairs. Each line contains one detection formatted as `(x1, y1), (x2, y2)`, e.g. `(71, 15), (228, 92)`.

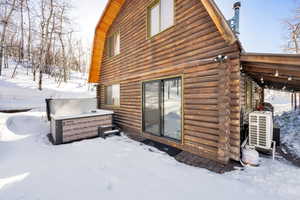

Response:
(88, 0), (239, 83)
(200, 0), (237, 45)
(241, 52), (300, 66)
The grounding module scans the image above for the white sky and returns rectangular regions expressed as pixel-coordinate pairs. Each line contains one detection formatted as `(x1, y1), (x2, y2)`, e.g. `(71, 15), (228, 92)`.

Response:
(71, 0), (108, 48)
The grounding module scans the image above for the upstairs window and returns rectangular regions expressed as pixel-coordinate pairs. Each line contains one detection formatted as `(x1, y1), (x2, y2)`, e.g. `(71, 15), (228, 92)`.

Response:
(148, 0), (174, 37)
(107, 32), (120, 57)
(105, 84), (120, 106)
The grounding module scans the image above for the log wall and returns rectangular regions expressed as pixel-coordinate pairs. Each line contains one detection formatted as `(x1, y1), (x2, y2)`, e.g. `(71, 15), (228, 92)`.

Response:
(97, 0), (241, 163)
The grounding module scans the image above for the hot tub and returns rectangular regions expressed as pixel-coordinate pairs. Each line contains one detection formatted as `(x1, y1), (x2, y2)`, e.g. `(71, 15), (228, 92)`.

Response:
(46, 98), (114, 144)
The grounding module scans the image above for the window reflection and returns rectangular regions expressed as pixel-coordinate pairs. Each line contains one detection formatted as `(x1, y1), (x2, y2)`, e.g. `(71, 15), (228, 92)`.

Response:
(144, 81), (160, 135)
(164, 79), (181, 140)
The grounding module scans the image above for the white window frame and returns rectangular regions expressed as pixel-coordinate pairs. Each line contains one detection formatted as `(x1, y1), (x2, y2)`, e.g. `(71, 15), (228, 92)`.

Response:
(107, 32), (120, 57)
(105, 84), (120, 106)
(148, 0), (175, 37)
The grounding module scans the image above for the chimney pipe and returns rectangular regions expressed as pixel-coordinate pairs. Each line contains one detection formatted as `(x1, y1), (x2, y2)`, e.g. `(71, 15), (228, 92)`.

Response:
(228, 2), (241, 36)
(233, 2), (241, 34)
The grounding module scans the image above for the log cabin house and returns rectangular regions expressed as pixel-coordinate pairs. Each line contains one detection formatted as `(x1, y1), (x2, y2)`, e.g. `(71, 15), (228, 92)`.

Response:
(88, 0), (300, 164)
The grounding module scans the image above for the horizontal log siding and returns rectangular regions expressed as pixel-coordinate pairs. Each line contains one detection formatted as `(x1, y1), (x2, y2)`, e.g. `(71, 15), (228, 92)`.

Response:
(98, 0), (241, 163)
(229, 58), (241, 161)
(240, 74), (246, 110)
(184, 62), (220, 158)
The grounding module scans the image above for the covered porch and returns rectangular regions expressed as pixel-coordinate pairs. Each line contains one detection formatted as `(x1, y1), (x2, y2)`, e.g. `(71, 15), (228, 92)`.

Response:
(241, 52), (300, 110)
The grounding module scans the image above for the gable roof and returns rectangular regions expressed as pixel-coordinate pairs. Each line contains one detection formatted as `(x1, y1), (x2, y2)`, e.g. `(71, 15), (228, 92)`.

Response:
(88, 0), (237, 83)
(89, 0), (125, 83)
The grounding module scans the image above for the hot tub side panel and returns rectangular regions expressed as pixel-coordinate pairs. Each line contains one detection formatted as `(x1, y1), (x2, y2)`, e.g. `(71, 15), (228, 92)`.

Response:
(51, 115), (112, 144)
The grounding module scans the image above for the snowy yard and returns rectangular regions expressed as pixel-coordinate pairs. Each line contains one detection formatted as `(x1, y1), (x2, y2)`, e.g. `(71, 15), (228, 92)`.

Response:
(275, 111), (300, 158)
(0, 66), (300, 200)
(0, 65), (94, 111)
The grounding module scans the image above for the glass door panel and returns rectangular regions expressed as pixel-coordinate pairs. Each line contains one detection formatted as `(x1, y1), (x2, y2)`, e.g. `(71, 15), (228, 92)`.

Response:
(144, 81), (161, 136)
(163, 78), (182, 140)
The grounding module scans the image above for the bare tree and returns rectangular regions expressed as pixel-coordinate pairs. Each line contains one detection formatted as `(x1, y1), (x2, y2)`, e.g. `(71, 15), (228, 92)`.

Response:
(25, 0), (32, 75)
(1, 0), (90, 89)
(19, 0), (25, 61)
(37, 0), (54, 90)
(283, 5), (300, 53)
(284, 22), (300, 53)
(0, 0), (17, 76)
(57, 2), (68, 82)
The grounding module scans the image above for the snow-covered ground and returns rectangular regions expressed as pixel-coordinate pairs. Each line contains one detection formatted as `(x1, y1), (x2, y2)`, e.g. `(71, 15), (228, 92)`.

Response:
(0, 64), (95, 111)
(275, 110), (300, 158)
(265, 89), (300, 158)
(0, 66), (300, 200)
(265, 89), (292, 115)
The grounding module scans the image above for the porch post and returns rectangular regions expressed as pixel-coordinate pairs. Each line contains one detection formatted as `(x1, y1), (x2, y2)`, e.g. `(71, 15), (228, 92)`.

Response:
(261, 87), (264, 104)
(217, 60), (231, 164)
(296, 93), (298, 110)
(296, 92), (300, 109)
(298, 93), (300, 109)
(291, 93), (294, 110)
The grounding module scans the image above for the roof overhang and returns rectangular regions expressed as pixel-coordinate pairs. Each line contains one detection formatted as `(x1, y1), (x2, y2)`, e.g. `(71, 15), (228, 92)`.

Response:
(88, 0), (125, 83)
(88, 0), (238, 83)
(241, 53), (300, 92)
(200, 0), (237, 45)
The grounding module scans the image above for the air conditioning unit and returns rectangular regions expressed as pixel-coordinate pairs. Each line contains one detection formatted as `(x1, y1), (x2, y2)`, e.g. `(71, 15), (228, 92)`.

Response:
(249, 111), (273, 150)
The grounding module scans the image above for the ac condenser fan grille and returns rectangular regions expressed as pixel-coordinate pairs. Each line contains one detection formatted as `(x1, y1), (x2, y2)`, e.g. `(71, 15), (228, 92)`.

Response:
(249, 112), (273, 150)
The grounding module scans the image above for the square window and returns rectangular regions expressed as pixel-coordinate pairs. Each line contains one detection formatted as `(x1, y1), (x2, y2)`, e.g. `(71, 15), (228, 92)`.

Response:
(148, 0), (174, 37)
(105, 84), (120, 106)
(107, 32), (120, 57)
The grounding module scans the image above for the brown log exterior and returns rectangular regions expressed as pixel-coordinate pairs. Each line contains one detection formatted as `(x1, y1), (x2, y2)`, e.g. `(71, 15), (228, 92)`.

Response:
(95, 0), (241, 163)
(217, 61), (231, 163)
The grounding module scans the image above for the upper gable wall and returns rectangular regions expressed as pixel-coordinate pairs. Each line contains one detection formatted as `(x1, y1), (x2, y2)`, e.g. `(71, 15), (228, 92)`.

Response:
(100, 0), (239, 83)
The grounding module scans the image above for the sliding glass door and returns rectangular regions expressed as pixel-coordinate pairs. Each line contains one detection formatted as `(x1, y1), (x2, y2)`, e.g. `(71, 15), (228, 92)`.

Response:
(142, 77), (182, 141)
(163, 78), (182, 140)
(143, 81), (161, 136)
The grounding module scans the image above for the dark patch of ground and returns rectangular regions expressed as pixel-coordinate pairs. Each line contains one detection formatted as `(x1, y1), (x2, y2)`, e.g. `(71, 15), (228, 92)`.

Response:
(142, 139), (182, 157)
(126, 132), (240, 174)
(0, 108), (32, 113)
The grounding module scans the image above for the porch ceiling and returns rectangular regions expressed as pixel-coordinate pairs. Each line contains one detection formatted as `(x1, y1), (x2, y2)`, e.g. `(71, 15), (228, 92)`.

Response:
(241, 53), (300, 92)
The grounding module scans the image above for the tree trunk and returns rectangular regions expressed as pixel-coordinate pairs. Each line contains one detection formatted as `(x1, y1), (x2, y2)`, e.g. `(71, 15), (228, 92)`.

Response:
(39, 69), (43, 90)
(294, 33), (299, 54)
(26, 0), (31, 61)
(0, 23), (8, 76)
(20, 0), (25, 62)
(33, 67), (36, 81)
(0, 0), (17, 76)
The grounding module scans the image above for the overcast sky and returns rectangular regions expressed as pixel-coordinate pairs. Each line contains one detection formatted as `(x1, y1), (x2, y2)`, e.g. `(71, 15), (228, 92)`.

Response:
(71, 0), (299, 53)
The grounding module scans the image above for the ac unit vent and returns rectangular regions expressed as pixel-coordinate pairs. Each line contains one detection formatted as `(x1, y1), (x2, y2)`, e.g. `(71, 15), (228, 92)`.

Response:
(249, 111), (273, 150)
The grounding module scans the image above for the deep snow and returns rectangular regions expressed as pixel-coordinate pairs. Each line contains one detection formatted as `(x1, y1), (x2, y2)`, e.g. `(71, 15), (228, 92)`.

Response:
(0, 66), (300, 200)
(275, 110), (300, 158)
(265, 89), (292, 115)
(0, 64), (95, 111)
